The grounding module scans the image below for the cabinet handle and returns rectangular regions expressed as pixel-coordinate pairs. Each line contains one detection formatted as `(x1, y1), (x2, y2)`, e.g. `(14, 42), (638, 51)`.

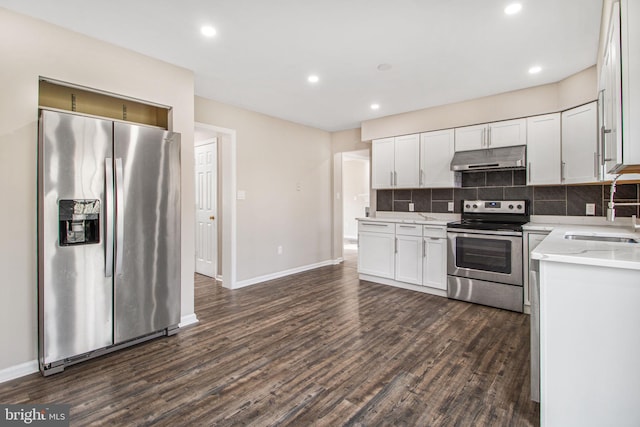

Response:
(593, 152), (598, 178)
(561, 161), (566, 181)
(399, 225), (416, 228)
(362, 223), (387, 227)
(394, 171), (398, 186)
(395, 237), (398, 254)
(419, 169), (424, 187)
(390, 171), (393, 187)
(422, 239), (426, 258)
(487, 127), (491, 147)
(527, 162), (531, 184)
(482, 128), (486, 147)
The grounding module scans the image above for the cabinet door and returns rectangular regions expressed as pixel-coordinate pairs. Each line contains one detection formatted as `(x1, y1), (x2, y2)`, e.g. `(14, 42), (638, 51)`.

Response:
(358, 231), (395, 278)
(371, 138), (395, 189)
(527, 114), (561, 185)
(420, 129), (460, 188)
(602, 5), (623, 174)
(394, 134), (420, 188)
(524, 232), (548, 307)
(455, 124), (486, 151)
(395, 234), (423, 285)
(423, 237), (446, 290)
(488, 118), (527, 148)
(561, 102), (599, 184)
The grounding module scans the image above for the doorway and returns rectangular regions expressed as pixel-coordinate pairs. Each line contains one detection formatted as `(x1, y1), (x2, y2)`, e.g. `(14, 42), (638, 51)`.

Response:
(194, 123), (237, 289)
(341, 150), (370, 264)
(194, 138), (217, 278)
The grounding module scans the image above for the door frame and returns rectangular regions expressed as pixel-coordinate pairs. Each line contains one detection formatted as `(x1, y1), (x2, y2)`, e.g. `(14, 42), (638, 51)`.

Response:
(194, 138), (218, 278)
(194, 122), (237, 289)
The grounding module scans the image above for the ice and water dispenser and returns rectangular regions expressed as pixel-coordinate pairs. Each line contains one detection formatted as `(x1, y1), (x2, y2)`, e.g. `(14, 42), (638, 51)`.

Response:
(58, 199), (100, 245)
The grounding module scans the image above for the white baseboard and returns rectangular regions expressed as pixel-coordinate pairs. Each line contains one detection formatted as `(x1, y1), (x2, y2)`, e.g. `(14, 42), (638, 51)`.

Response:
(0, 360), (38, 384)
(179, 313), (199, 328)
(234, 259), (342, 289)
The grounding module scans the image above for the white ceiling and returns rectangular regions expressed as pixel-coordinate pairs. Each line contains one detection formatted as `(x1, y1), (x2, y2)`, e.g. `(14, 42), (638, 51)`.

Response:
(0, 0), (603, 131)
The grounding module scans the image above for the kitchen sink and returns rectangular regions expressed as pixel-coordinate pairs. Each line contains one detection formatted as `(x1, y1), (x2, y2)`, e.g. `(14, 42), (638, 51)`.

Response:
(564, 232), (640, 244)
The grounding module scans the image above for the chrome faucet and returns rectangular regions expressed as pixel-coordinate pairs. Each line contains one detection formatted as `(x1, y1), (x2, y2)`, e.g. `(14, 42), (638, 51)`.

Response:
(607, 174), (640, 231)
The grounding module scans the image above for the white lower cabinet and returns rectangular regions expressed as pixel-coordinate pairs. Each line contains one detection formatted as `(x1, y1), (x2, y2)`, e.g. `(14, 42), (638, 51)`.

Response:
(422, 226), (447, 290)
(358, 220), (447, 296)
(395, 224), (423, 285)
(357, 222), (395, 279)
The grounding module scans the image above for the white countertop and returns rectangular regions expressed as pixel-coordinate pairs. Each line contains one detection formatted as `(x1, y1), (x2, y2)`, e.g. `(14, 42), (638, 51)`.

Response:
(356, 216), (449, 226)
(531, 224), (640, 270)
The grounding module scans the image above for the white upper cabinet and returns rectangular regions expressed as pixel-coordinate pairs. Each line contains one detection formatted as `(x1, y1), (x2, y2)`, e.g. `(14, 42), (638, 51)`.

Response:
(420, 129), (460, 188)
(561, 102), (599, 184)
(454, 118), (527, 152)
(371, 137), (395, 189)
(372, 134), (420, 189)
(454, 124), (487, 152)
(394, 134), (421, 188)
(599, 0), (640, 174)
(489, 118), (527, 148)
(527, 113), (561, 185)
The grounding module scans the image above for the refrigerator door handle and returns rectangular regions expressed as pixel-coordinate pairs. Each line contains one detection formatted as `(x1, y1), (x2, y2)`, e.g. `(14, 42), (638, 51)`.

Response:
(115, 158), (125, 276)
(105, 158), (114, 277)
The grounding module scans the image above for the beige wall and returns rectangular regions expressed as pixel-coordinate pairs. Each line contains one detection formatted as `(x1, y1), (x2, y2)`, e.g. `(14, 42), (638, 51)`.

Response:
(0, 9), (195, 373)
(195, 97), (333, 283)
(361, 66), (598, 141)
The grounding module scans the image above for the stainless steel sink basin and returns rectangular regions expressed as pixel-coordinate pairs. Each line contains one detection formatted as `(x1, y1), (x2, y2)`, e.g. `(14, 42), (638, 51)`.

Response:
(564, 233), (640, 244)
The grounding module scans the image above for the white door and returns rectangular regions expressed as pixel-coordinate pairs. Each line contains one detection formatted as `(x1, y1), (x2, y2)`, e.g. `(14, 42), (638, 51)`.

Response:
(195, 141), (217, 278)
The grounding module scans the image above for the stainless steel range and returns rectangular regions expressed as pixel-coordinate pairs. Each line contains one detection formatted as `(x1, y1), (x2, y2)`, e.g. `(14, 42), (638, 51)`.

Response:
(446, 200), (530, 312)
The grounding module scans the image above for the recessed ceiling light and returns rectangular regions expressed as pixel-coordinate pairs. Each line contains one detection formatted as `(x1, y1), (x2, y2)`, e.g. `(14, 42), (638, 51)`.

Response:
(504, 3), (522, 15)
(307, 75), (319, 84)
(529, 65), (542, 74)
(201, 25), (217, 37)
(370, 104), (380, 110)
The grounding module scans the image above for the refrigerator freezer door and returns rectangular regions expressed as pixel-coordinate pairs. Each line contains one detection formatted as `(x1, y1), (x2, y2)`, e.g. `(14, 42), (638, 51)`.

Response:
(38, 110), (114, 365)
(113, 123), (181, 343)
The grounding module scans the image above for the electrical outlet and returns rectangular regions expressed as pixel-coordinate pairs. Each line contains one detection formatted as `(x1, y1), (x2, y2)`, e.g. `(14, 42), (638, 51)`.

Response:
(586, 203), (596, 216)
(448, 202), (454, 212)
(277, 245), (283, 255)
(409, 203), (415, 212)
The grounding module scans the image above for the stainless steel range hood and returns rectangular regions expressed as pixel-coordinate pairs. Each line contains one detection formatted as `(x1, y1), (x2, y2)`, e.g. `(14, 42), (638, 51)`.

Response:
(450, 145), (526, 172)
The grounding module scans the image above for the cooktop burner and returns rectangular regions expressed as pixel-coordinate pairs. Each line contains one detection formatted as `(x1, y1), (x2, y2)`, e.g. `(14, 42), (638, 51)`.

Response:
(447, 199), (530, 231)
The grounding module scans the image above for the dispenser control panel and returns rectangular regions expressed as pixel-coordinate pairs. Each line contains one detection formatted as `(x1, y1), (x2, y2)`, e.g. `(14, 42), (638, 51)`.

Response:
(58, 199), (100, 246)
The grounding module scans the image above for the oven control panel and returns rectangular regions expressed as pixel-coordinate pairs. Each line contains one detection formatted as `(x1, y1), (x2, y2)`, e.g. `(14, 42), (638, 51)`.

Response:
(462, 200), (527, 214)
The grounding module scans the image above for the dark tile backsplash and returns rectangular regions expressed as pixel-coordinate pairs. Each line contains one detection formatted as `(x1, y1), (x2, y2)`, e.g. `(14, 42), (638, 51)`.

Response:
(376, 170), (640, 217)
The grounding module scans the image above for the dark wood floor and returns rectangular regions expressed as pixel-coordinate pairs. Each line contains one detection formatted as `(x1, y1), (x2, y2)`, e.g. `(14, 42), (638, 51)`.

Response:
(0, 249), (539, 426)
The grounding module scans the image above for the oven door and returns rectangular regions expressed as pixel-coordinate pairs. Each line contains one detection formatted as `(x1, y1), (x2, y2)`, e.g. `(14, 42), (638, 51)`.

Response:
(447, 229), (523, 286)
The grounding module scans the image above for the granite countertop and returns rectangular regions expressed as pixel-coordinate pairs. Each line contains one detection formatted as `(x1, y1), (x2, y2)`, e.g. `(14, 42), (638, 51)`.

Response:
(531, 224), (640, 270)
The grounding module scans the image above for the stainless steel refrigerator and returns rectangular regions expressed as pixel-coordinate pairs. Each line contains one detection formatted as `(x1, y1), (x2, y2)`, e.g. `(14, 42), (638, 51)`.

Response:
(37, 109), (181, 376)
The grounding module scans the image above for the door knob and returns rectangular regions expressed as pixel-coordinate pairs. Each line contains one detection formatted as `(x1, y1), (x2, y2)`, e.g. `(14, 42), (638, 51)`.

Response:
(209, 215), (215, 220)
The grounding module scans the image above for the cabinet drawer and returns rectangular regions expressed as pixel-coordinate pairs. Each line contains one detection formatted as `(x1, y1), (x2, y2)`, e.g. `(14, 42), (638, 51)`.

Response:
(395, 223), (422, 236)
(423, 225), (446, 238)
(358, 221), (394, 234)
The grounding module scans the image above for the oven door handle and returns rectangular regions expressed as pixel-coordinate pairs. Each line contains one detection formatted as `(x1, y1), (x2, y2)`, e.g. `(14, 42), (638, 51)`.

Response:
(446, 228), (523, 237)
